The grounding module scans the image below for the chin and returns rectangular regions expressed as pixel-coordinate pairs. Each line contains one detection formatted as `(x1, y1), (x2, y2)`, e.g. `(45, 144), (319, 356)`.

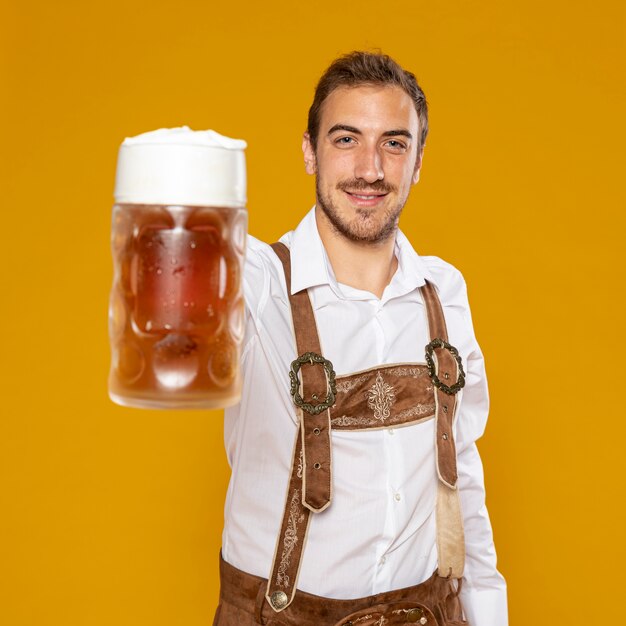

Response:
(317, 188), (404, 244)
(333, 214), (398, 243)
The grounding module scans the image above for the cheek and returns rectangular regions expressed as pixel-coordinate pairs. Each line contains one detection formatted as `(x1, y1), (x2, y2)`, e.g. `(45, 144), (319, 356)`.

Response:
(317, 151), (353, 180)
(381, 152), (409, 172)
(400, 159), (419, 187)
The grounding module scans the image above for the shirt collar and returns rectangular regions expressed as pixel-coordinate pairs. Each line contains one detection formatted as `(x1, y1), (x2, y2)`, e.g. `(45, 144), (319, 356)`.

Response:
(389, 228), (435, 296)
(280, 206), (436, 302)
(281, 207), (335, 295)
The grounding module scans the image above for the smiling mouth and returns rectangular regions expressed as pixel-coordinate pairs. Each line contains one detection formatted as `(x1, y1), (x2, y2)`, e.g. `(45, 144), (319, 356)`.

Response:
(343, 191), (389, 207)
(346, 192), (387, 199)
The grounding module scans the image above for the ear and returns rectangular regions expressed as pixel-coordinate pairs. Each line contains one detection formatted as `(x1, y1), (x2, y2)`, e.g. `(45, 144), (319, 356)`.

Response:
(412, 147), (424, 184)
(302, 132), (317, 175)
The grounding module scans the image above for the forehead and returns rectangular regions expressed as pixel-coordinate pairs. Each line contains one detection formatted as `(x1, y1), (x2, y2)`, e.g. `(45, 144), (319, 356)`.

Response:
(319, 84), (418, 135)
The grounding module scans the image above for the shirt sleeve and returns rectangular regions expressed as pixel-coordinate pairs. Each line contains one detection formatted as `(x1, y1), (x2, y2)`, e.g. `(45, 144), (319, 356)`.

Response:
(454, 277), (509, 626)
(240, 234), (271, 351)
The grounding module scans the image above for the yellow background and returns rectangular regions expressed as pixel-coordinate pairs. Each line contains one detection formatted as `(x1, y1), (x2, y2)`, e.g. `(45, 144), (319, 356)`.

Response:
(1, 1), (625, 623)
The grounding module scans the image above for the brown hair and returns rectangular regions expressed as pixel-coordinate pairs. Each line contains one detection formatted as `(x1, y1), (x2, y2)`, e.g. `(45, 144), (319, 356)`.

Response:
(307, 51), (429, 152)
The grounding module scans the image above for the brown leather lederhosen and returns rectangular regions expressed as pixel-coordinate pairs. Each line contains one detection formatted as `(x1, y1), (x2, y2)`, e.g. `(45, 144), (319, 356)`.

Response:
(215, 243), (468, 626)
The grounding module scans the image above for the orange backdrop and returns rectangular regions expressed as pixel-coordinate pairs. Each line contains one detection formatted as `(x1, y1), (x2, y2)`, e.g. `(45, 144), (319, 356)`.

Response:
(1, 1), (625, 624)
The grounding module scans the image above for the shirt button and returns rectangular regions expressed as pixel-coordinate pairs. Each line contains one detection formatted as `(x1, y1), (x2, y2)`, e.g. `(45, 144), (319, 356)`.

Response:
(394, 493), (402, 502)
(380, 555), (387, 565)
(387, 428), (395, 436)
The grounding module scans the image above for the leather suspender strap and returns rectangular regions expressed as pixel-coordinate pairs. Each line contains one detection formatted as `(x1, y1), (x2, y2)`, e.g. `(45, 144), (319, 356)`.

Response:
(265, 424), (311, 611)
(266, 242), (333, 612)
(421, 281), (459, 488)
(265, 246), (466, 612)
(421, 280), (466, 578)
(271, 242), (333, 513)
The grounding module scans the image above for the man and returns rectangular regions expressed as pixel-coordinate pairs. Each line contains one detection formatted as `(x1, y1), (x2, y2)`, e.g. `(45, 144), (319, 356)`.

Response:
(215, 51), (507, 625)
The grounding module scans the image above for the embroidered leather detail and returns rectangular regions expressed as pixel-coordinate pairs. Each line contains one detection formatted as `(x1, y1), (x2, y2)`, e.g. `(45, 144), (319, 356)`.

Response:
(395, 404), (436, 420)
(392, 607), (430, 624)
(367, 372), (396, 421)
(335, 373), (371, 393)
(330, 415), (371, 427)
(268, 247), (465, 612)
(385, 366), (429, 378)
(297, 449), (303, 479)
(330, 363), (436, 430)
(276, 489), (305, 589)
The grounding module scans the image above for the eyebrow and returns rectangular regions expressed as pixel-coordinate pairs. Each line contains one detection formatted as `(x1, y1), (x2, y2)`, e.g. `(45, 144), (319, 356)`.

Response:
(327, 124), (413, 140)
(327, 124), (361, 135)
(382, 129), (413, 140)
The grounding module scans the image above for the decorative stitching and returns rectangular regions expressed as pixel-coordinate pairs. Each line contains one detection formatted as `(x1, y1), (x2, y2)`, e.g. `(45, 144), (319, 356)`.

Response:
(335, 365), (430, 395)
(335, 373), (371, 393)
(297, 449), (303, 479)
(276, 489), (305, 589)
(330, 415), (371, 427)
(330, 404), (435, 427)
(385, 366), (428, 378)
(367, 372), (396, 421)
(395, 403), (436, 420)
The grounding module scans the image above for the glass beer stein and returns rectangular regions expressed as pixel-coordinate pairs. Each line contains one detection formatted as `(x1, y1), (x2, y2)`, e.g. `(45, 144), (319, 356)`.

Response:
(108, 127), (247, 409)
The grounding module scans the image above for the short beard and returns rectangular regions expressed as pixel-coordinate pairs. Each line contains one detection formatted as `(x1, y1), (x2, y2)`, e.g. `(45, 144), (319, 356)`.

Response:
(316, 178), (404, 244)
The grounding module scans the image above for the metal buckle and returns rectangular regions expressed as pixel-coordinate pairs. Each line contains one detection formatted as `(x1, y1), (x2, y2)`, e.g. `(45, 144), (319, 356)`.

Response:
(289, 351), (337, 415)
(425, 338), (466, 395)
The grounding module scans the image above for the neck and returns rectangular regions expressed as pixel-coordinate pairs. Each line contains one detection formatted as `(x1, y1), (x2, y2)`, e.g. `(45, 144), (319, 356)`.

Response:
(315, 206), (398, 299)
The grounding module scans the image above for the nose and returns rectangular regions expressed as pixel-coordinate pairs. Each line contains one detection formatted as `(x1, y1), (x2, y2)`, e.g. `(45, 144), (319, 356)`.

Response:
(354, 144), (384, 183)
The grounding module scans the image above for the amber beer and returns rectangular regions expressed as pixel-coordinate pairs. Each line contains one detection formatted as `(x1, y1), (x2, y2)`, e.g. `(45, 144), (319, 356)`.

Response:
(109, 128), (247, 409)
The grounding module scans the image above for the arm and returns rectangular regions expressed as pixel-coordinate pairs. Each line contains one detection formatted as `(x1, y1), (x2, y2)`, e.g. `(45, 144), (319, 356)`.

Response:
(455, 284), (508, 625)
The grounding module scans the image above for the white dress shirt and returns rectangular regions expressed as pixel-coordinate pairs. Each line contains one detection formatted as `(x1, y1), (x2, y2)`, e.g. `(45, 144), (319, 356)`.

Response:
(222, 207), (508, 625)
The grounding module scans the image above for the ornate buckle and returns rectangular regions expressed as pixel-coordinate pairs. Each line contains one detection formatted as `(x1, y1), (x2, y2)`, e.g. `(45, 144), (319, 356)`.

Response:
(289, 351), (337, 415)
(425, 338), (466, 395)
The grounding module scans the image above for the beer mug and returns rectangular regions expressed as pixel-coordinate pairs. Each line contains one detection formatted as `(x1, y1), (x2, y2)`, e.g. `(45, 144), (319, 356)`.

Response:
(108, 127), (247, 409)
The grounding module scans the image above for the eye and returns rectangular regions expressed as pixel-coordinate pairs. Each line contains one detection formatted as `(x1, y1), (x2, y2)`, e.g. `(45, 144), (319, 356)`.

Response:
(335, 136), (356, 146)
(385, 139), (407, 151)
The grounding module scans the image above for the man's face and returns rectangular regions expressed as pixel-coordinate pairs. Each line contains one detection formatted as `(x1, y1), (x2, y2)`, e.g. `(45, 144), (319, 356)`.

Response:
(303, 84), (423, 244)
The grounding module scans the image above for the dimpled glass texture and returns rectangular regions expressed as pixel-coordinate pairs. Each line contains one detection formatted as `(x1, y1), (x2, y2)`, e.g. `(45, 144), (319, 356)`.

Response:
(108, 204), (247, 409)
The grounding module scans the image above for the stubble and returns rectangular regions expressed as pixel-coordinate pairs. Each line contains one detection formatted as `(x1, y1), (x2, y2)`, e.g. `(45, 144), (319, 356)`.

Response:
(316, 178), (404, 244)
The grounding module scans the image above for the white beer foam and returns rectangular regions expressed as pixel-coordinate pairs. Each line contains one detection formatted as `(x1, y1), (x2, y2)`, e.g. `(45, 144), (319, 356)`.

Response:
(114, 126), (247, 207)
